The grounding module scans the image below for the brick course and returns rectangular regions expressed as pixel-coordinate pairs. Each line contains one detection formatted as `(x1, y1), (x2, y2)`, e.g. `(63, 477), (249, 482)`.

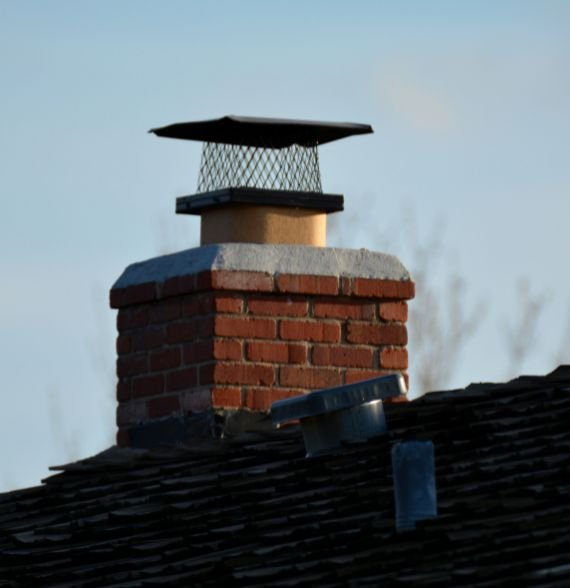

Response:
(312, 345), (374, 368)
(247, 341), (307, 364)
(214, 316), (276, 339)
(280, 365), (343, 389)
(276, 274), (339, 296)
(346, 323), (407, 345)
(280, 320), (341, 343)
(379, 301), (408, 322)
(314, 299), (376, 320)
(248, 296), (308, 317)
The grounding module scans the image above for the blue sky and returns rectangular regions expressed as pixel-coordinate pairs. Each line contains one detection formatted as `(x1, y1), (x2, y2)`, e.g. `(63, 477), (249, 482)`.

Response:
(1, 0), (569, 491)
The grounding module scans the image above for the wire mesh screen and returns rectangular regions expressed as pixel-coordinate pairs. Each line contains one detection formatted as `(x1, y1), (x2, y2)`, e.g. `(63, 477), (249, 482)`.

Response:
(197, 142), (322, 193)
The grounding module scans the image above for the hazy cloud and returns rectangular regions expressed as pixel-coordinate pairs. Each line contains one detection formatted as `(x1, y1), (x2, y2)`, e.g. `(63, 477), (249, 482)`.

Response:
(377, 73), (459, 135)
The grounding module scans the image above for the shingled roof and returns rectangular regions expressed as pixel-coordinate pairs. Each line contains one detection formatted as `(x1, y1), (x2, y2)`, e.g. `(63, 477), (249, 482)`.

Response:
(1, 367), (570, 587)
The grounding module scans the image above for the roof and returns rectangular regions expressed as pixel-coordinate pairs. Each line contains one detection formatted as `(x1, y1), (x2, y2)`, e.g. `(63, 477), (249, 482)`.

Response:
(149, 115), (374, 148)
(1, 367), (570, 586)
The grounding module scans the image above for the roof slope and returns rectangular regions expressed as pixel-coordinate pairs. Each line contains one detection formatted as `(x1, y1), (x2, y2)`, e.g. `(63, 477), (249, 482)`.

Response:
(1, 368), (570, 587)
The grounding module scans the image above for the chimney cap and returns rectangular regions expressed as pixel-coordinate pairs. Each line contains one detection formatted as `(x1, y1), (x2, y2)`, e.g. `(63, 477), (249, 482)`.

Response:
(149, 115), (373, 148)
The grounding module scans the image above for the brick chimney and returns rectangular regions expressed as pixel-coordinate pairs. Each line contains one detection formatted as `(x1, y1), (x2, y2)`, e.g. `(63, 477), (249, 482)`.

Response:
(110, 116), (414, 447)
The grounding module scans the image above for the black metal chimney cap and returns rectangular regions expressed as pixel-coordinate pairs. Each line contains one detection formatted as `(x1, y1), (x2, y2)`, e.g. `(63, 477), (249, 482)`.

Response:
(149, 115), (373, 148)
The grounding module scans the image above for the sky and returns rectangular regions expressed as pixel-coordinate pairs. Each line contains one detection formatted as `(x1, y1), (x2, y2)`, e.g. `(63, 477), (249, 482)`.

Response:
(1, 0), (569, 491)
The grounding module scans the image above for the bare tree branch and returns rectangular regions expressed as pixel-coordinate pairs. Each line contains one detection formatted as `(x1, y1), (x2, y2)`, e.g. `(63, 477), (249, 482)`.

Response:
(502, 277), (547, 379)
(331, 206), (484, 394)
(552, 301), (570, 367)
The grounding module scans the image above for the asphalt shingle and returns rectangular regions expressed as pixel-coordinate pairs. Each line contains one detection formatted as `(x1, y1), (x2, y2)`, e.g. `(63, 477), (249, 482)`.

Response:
(1, 368), (569, 586)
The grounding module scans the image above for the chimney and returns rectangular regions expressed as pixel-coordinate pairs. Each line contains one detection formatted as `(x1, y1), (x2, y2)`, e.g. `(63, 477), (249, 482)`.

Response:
(110, 115), (414, 447)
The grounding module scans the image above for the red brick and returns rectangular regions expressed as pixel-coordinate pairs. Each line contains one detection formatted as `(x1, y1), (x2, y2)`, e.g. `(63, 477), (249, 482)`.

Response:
(147, 395), (180, 418)
(211, 270), (274, 292)
(117, 354), (147, 378)
(211, 386), (242, 408)
(116, 334), (131, 355)
(314, 299), (375, 320)
(149, 347), (181, 371)
(132, 374), (164, 398)
(165, 321), (194, 344)
(131, 327), (163, 352)
(379, 301), (408, 322)
(347, 323), (407, 345)
(162, 274), (201, 298)
(243, 387), (305, 411)
(247, 341), (307, 364)
(213, 294), (244, 314)
(345, 369), (391, 384)
(248, 296), (308, 317)
(276, 274), (338, 295)
(149, 299), (181, 323)
(166, 318), (214, 344)
(339, 276), (352, 296)
(385, 394), (409, 404)
(165, 367), (198, 392)
(116, 401), (147, 426)
(210, 363), (276, 386)
(214, 316), (276, 339)
(183, 340), (213, 364)
(280, 320), (341, 343)
(143, 327), (164, 349)
(117, 380), (131, 402)
(195, 271), (213, 291)
(198, 363), (215, 385)
(379, 348), (408, 369)
(110, 282), (156, 309)
(197, 317), (215, 338)
(242, 387), (272, 411)
(181, 293), (214, 317)
(116, 428), (130, 447)
(312, 345), (374, 368)
(347, 278), (415, 300)
(117, 307), (148, 331)
(213, 339), (243, 361)
(280, 366), (342, 389)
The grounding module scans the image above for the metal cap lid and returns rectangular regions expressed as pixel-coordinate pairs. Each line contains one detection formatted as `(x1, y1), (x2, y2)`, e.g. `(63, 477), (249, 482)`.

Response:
(149, 115), (373, 148)
(271, 373), (406, 425)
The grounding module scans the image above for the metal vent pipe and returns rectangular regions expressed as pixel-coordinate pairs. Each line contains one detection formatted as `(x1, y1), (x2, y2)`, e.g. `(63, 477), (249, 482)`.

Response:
(392, 440), (437, 531)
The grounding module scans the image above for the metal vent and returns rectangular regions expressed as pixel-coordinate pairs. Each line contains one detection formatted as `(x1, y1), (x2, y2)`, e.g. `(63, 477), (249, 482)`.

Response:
(392, 440), (438, 531)
(196, 142), (322, 193)
(271, 374), (406, 457)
